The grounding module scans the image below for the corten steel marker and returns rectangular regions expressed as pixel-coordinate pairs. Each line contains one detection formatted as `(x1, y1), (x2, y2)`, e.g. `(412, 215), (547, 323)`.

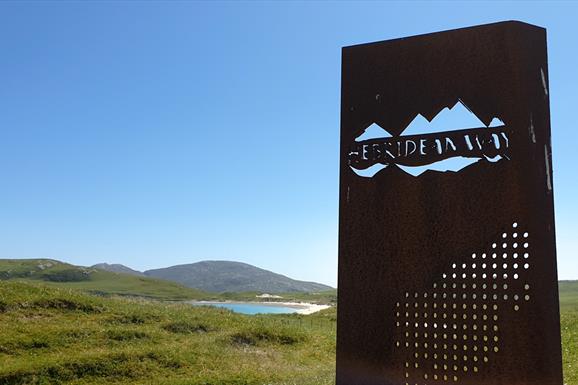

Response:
(336, 22), (563, 385)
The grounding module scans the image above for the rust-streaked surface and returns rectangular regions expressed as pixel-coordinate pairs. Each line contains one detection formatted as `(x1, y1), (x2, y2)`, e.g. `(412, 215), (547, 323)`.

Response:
(336, 21), (563, 385)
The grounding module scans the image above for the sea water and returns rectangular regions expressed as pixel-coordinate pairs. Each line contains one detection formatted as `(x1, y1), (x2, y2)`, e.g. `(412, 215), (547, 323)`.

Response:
(192, 302), (299, 315)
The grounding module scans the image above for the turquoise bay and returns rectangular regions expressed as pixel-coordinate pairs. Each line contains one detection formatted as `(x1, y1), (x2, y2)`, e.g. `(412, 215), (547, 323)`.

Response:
(189, 302), (303, 315)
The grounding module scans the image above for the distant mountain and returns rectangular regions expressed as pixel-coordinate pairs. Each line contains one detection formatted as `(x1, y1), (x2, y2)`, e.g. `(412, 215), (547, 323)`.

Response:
(144, 261), (334, 293)
(92, 263), (144, 276)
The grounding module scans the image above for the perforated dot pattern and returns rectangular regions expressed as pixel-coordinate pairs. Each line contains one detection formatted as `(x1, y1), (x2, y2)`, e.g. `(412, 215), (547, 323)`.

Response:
(393, 222), (532, 384)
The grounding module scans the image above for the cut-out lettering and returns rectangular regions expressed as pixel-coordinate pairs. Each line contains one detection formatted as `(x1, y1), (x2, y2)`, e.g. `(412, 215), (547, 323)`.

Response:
(348, 101), (511, 177)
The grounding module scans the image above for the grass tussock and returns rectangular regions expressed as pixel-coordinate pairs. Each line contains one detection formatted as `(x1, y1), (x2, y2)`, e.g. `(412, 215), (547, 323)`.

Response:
(105, 329), (150, 341)
(230, 324), (308, 346)
(107, 312), (160, 325)
(162, 321), (212, 334)
(0, 338), (50, 355)
(32, 297), (103, 313)
(0, 351), (182, 385)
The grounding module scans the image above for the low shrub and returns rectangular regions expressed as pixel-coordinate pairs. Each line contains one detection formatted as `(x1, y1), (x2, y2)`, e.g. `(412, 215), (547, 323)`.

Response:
(162, 321), (211, 334)
(0, 338), (51, 355)
(109, 314), (147, 324)
(23, 339), (50, 349)
(40, 269), (91, 282)
(105, 329), (149, 341)
(107, 311), (162, 325)
(32, 298), (102, 313)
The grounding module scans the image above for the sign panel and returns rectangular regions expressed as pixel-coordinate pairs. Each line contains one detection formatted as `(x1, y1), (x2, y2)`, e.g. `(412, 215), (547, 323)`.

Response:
(337, 21), (563, 385)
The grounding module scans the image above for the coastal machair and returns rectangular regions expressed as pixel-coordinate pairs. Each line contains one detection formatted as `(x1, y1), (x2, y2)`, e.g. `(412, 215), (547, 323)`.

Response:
(336, 21), (563, 385)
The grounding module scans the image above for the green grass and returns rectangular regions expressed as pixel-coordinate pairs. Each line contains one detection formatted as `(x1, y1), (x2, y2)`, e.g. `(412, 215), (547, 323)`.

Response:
(560, 281), (578, 385)
(0, 281), (336, 385)
(561, 310), (577, 385)
(0, 259), (212, 301)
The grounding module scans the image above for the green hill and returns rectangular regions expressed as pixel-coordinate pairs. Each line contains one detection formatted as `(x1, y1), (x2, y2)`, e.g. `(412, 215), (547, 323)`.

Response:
(0, 259), (210, 301)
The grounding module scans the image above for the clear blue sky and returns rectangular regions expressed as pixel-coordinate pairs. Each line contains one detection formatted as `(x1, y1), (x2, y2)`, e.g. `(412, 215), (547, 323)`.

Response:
(1, 1), (576, 287)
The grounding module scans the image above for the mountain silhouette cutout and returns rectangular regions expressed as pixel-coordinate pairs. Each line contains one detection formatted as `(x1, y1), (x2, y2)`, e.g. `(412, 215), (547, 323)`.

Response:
(355, 123), (393, 142)
(402, 100), (503, 136)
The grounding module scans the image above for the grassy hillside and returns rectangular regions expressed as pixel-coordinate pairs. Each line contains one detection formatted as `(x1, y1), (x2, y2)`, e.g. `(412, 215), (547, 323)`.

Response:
(0, 281), (335, 385)
(0, 259), (211, 301)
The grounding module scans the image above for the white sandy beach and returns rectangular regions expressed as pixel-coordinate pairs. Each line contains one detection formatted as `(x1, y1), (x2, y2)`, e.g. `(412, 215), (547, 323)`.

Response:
(274, 301), (331, 315)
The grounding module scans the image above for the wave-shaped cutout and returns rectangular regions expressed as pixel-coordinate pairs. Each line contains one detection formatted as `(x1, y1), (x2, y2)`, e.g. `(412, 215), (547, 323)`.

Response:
(351, 163), (388, 177)
(397, 155), (503, 177)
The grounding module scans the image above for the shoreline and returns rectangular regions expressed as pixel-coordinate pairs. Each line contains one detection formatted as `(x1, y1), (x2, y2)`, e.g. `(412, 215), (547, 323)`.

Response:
(188, 300), (331, 315)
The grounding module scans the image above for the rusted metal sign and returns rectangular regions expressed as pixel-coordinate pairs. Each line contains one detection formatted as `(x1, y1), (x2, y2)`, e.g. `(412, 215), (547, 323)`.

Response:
(337, 21), (563, 385)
